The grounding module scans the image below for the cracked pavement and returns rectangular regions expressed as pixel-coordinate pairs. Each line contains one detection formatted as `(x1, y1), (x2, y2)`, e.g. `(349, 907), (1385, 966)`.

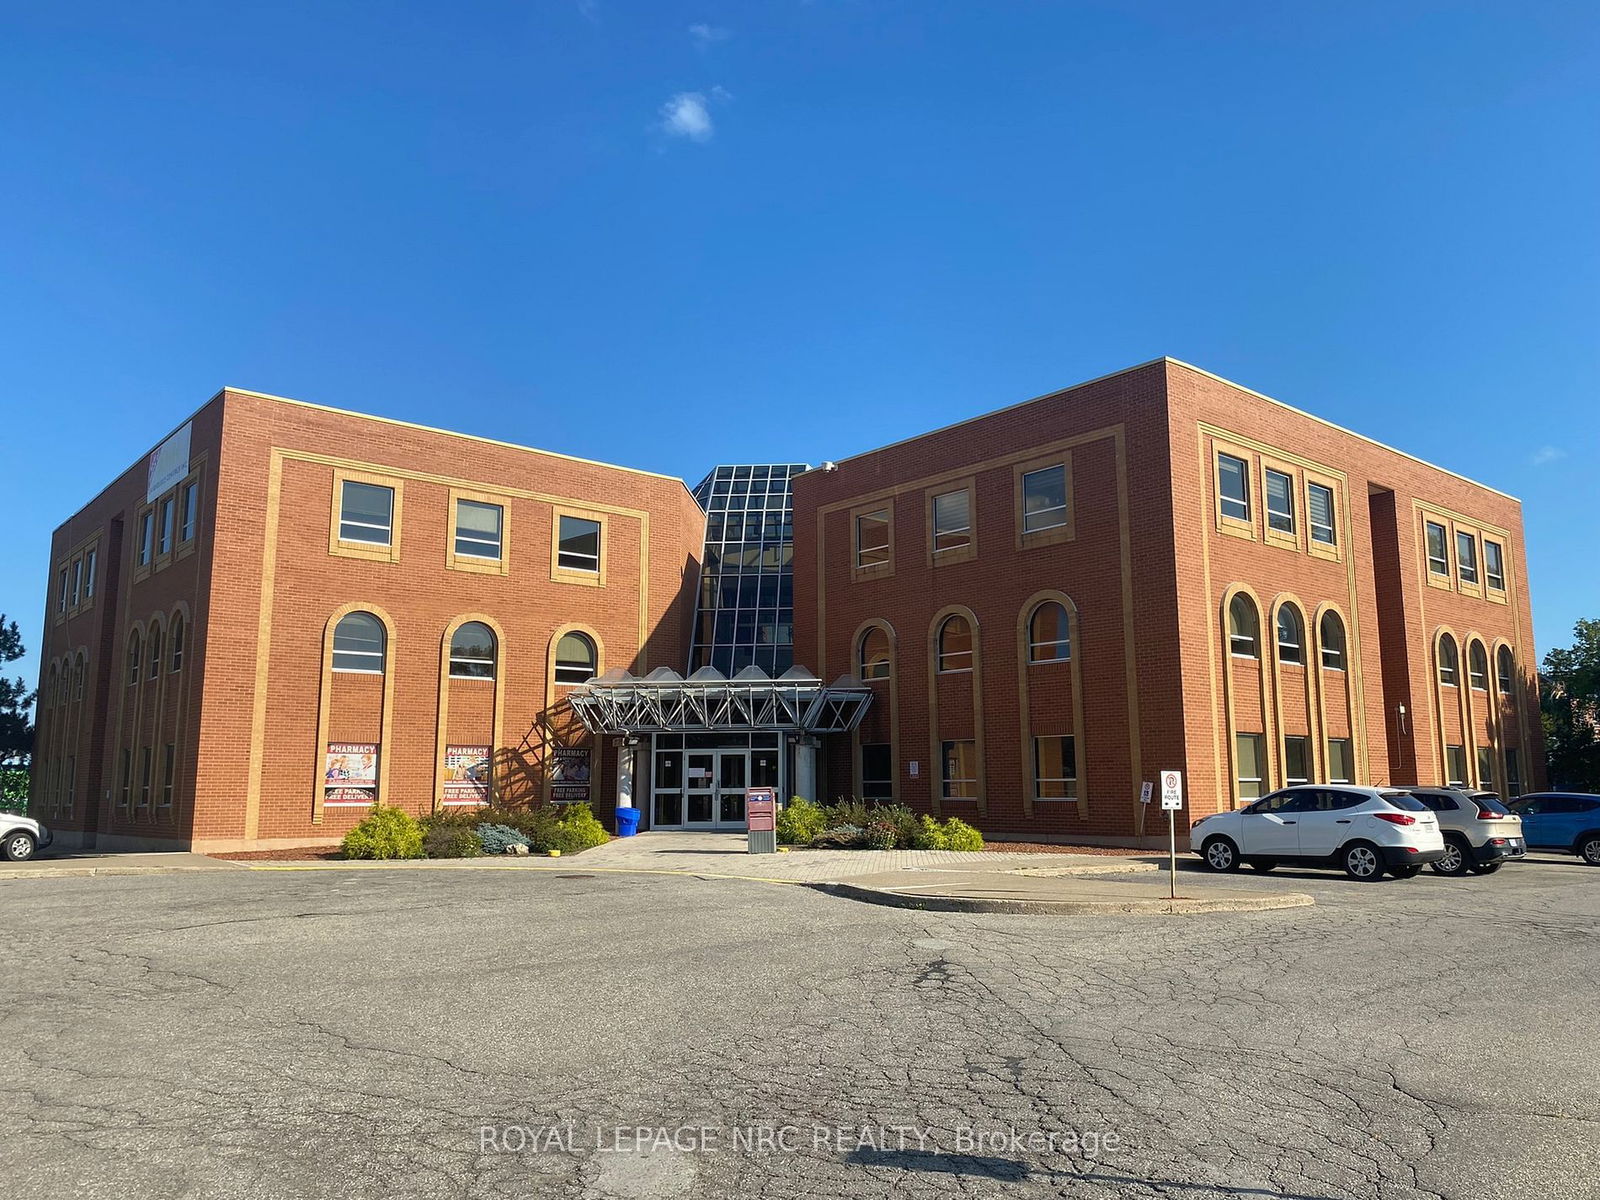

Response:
(1, 858), (1596, 1198)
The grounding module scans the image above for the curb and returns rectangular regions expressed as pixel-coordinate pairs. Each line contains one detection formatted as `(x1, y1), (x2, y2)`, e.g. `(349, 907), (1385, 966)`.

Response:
(0, 864), (244, 880)
(810, 880), (1316, 916)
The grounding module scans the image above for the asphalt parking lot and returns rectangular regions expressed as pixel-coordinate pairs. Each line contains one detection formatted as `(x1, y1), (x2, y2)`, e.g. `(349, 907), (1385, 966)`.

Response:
(1, 855), (1596, 1199)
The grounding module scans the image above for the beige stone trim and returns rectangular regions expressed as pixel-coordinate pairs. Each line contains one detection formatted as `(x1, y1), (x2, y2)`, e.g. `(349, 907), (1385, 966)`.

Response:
(312, 602), (398, 824)
(542, 623), (605, 803)
(445, 488), (512, 576)
(849, 500), (895, 582)
(548, 504), (609, 588)
(926, 604), (985, 815)
(434, 613), (508, 810)
(1012, 452), (1075, 551)
(329, 466), (405, 564)
(849, 619), (899, 805)
(1015, 590), (1087, 820)
(924, 477), (978, 568)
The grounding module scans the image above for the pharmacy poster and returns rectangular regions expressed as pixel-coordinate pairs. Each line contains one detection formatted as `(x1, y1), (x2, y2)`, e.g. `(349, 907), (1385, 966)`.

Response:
(442, 745), (491, 806)
(550, 746), (592, 802)
(325, 743), (379, 806)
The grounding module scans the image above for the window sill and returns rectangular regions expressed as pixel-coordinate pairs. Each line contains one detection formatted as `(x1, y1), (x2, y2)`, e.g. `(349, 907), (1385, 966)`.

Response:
(1425, 573), (1454, 592)
(330, 539), (400, 564)
(1217, 517), (1255, 542)
(448, 554), (509, 577)
(550, 567), (604, 588)
(930, 544), (976, 568)
(1018, 523), (1074, 552)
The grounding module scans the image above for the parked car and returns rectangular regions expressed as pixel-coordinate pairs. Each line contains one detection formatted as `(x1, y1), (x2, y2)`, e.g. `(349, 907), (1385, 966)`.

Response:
(1407, 787), (1525, 876)
(1, 813), (51, 862)
(1508, 793), (1600, 865)
(1191, 785), (1444, 881)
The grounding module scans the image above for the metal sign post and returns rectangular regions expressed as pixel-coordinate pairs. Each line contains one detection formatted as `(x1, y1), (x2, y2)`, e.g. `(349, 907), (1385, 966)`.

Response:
(1159, 770), (1183, 900)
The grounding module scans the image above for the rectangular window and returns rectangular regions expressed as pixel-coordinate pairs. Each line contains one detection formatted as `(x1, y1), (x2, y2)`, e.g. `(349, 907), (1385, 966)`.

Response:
(557, 515), (601, 572)
(855, 509), (891, 568)
(941, 740), (977, 799)
(1476, 747), (1495, 790)
(1484, 540), (1505, 591)
(84, 548), (96, 597)
(1283, 735), (1310, 785)
(931, 490), (972, 554)
(65, 755), (76, 815)
(1265, 468), (1295, 535)
(1328, 738), (1354, 784)
(454, 499), (503, 560)
(161, 745), (176, 808)
(70, 559), (82, 607)
(1021, 465), (1068, 533)
(1218, 453), (1250, 522)
(861, 743), (893, 800)
(180, 481), (198, 542)
(139, 747), (153, 807)
(1505, 748), (1522, 798)
(57, 568), (68, 613)
(1425, 521), (1449, 576)
(1235, 733), (1266, 800)
(1445, 745), (1467, 788)
(1456, 532), (1478, 585)
(1034, 735), (1078, 801)
(138, 509), (155, 565)
(157, 496), (174, 555)
(339, 480), (395, 546)
(119, 749), (131, 809)
(1308, 482), (1336, 546)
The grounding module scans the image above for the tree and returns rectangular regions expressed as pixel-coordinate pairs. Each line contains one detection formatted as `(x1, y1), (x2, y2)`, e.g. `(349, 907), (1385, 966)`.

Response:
(1542, 618), (1600, 792)
(0, 614), (34, 813)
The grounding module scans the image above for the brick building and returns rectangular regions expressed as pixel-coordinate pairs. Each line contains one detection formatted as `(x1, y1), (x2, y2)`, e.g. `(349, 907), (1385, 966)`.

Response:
(793, 358), (1544, 841)
(31, 360), (1545, 850)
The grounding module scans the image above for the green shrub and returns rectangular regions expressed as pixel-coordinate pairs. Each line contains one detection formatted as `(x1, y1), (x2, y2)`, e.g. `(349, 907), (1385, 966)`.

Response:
(941, 816), (984, 852)
(811, 823), (865, 849)
(341, 804), (424, 860)
(777, 796), (828, 845)
(909, 813), (948, 850)
(862, 817), (897, 851)
(423, 824), (483, 858)
(539, 803), (610, 854)
(824, 798), (873, 828)
(475, 823), (531, 855)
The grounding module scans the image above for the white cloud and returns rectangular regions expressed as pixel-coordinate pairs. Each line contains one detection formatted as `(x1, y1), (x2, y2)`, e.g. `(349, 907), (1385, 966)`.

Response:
(659, 92), (715, 142)
(1531, 445), (1567, 466)
(688, 22), (731, 48)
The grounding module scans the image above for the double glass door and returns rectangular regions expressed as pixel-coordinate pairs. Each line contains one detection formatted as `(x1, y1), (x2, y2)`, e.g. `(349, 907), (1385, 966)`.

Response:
(685, 751), (747, 827)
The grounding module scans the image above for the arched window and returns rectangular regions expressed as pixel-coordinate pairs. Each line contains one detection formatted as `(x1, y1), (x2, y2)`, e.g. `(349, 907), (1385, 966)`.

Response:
(332, 612), (386, 674)
(1319, 611), (1346, 671)
(859, 627), (891, 681)
(148, 625), (163, 679)
(1468, 641), (1489, 691)
(937, 615), (973, 673)
(74, 657), (86, 701)
(1437, 634), (1459, 687)
(170, 615), (185, 672)
(127, 631), (142, 685)
(1228, 594), (1259, 658)
(1276, 605), (1305, 665)
(450, 622), (497, 679)
(1497, 646), (1515, 695)
(1028, 602), (1071, 663)
(554, 632), (597, 685)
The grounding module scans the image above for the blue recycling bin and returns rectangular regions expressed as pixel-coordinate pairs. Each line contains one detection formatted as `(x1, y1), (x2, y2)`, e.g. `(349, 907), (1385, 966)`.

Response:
(615, 806), (641, 837)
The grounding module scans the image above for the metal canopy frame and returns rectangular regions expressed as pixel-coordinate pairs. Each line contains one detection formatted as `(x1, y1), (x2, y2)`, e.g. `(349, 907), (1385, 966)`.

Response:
(567, 665), (873, 736)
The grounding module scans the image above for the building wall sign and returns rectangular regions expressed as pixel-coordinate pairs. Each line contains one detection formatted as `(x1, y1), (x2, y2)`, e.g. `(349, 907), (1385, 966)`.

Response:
(325, 742), (379, 806)
(442, 745), (490, 806)
(550, 746), (592, 802)
(147, 421), (192, 502)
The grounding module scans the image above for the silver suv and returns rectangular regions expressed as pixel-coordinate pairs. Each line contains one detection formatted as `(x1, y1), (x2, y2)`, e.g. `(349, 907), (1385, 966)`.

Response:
(1, 813), (51, 862)
(1407, 788), (1525, 876)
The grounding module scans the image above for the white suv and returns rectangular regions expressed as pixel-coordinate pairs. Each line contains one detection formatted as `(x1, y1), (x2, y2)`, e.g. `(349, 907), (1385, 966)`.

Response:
(1, 812), (51, 862)
(1191, 785), (1445, 881)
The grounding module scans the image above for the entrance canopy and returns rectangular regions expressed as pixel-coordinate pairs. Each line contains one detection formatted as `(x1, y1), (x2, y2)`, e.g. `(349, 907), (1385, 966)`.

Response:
(567, 665), (873, 736)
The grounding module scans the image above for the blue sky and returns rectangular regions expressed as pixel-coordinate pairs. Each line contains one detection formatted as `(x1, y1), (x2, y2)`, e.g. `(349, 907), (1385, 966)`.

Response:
(3, 1), (1597, 691)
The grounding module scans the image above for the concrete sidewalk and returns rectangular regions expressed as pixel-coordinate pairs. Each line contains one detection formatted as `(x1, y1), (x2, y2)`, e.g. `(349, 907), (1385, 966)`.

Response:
(823, 870), (1315, 915)
(0, 851), (246, 880)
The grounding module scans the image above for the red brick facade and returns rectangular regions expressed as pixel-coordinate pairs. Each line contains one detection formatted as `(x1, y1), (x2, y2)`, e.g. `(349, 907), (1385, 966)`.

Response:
(30, 389), (704, 851)
(30, 362), (1546, 849)
(792, 359), (1545, 841)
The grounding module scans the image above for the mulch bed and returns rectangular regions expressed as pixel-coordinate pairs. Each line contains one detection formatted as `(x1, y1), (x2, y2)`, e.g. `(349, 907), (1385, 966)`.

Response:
(208, 847), (345, 861)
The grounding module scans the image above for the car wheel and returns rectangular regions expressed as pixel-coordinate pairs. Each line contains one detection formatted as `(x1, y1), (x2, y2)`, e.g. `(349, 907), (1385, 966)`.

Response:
(1470, 861), (1503, 875)
(1342, 842), (1386, 881)
(1430, 835), (1472, 877)
(1390, 864), (1423, 879)
(1246, 859), (1277, 872)
(1202, 836), (1241, 873)
(2, 831), (37, 862)
(1580, 836), (1600, 867)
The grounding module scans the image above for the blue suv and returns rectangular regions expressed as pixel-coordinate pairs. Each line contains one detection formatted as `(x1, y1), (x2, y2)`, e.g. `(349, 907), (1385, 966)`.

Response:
(1509, 793), (1600, 866)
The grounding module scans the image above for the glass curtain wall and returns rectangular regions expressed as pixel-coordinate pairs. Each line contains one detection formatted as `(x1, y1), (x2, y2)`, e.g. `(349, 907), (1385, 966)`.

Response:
(691, 464), (806, 674)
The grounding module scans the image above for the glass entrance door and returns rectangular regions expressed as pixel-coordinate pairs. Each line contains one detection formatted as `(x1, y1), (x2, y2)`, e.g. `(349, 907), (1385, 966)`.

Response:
(684, 752), (717, 826)
(718, 753), (747, 825)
